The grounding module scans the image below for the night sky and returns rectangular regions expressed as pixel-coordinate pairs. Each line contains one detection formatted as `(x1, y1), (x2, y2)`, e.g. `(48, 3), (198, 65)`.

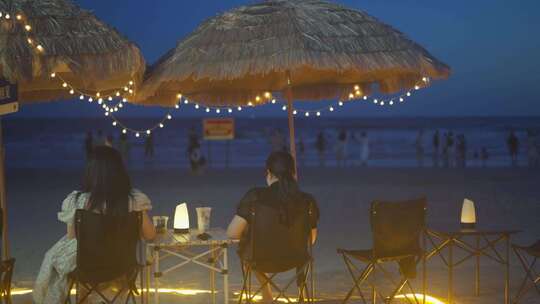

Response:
(15, 0), (540, 118)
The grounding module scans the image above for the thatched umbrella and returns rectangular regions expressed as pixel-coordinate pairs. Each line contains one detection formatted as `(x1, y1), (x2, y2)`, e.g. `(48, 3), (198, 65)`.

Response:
(0, 0), (145, 261)
(136, 0), (450, 165)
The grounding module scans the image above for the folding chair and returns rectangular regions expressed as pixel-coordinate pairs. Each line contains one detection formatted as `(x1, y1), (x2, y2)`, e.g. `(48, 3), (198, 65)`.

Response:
(512, 240), (540, 303)
(0, 208), (14, 304)
(338, 198), (427, 304)
(238, 201), (315, 303)
(65, 210), (144, 304)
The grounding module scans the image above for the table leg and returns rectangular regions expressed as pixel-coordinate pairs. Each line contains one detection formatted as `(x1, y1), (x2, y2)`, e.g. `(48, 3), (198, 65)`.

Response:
(449, 239), (454, 304)
(154, 249), (160, 304)
(505, 235), (510, 304)
(476, 236), (480, 296)
(210, 245), (217, 304)
(224, 246), (229, 304)
(423, 231), (427, 304)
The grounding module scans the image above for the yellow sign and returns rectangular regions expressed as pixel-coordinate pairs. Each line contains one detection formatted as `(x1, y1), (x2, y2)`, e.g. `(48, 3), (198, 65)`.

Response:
(203, 118), (235, 140)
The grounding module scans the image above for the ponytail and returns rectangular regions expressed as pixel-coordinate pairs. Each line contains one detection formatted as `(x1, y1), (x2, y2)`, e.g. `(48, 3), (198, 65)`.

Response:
(266, 152), (300, 225)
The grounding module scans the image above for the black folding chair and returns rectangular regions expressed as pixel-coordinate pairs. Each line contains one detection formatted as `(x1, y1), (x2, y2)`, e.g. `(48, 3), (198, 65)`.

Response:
(512, 240), (540, 303)
(0, 208), (14, 304)
(338, 198), (427, 304)
(238, 201), (315, 303)
(65, 210), (144, 304)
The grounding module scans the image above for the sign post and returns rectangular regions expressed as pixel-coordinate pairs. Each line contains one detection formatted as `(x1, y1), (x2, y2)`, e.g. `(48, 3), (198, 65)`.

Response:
(0, 78), (18, 260)
(203, 118), (235, 168)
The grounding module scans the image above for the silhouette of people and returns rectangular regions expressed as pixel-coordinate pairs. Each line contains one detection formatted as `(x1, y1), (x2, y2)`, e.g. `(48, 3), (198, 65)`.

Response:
(145, 133), (154, 158)
(507, 130), (519, 167)
(84, 131), (93, 160)
(359, 131), (369, 167)
(336, 129), (348, 167)
(442, 132), (449, 168)
(315, 131), (326, 167)
(447, 131), (455, 167)
(415, 130), (425, 167)
(456, 134), (467, 168)
(432, 130), (440, 167)
(187, 127), (205, 174)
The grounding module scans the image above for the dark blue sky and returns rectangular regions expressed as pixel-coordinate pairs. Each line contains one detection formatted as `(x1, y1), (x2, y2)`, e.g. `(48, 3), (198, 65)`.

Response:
(16, 0), (540, 118)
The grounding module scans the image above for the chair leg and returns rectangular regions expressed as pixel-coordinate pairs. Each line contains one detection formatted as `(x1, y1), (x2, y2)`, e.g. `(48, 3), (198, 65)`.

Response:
(513, 247), (540, 304)
(340, 255), (374, 304)
(387, 278), (408, 304)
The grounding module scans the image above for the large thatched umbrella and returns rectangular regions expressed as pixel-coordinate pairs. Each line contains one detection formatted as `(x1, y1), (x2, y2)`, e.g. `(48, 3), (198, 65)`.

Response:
(0, 0), (145, 260)
(136, 0), (450, 166)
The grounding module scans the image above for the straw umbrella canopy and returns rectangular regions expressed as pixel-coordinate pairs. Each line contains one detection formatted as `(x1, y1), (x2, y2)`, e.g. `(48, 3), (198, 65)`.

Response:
(136, 0), (450, 162)
(0, 0), (145, 260)
(0, 0), (145, 103)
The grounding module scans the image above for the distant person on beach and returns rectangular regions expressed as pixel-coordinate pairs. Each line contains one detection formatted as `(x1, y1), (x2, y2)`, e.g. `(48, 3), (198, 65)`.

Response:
(33, 146), (156, 304)
(227, 151), (319, 304)
(105, 134), (114, 147)
(507, 130), (519, 166)
(84, 131), (93, 160)
(118, 133), (130, 163)
(145, 133), (155, 158)
(432, 130), (440, 167)
(315, 131), (326, 167)
(415, 130), (425, 167)
(270, 129), (286, 152)
(336, 129), (348, 167)
(188, 145), (206, 175)
(442, 132), (449, 168)
(359, 131), (370, 166)
(95, 129), (106, 146)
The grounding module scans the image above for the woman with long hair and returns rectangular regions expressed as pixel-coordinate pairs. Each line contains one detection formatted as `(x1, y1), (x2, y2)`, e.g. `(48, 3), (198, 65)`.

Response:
(33, 146), (156, 303)
(227, 151), (319, 303)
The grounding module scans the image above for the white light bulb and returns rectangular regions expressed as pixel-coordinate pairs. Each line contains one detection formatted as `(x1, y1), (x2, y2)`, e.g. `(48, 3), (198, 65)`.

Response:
(122, 129), (127, 134)
(102, 104), (107, 109)
(27, 38), (33, 44)
(271, 99), (276, 104)
(5, 14), (10, 19)
(399, 97), (404, 102)
(216, 109), (221, 114)
(373, 99), (378, 104)
(79, 95), (84, 100)
(118, 103), (123, 108)
(122, 98), (127, 103)
(98, 98), (103, 104)
(128, 89), (133, 94)
(247, 101), (253, 107)
(305, 112), (310, 117)
(146, 130), (151, 135)
(116, 91), (120, 96)
(88, 97), (93, 102)
(114, 108), (118, 112)
(293, 110), (297, 115)
(255, 96), (261, 102)
(36, 45), (44, 52)
(237, 106), (242, 111)
(175, 104), (180, 109)
(159, 123), (164, 128)
(205, 108), (210, 113)
(104, 112), (109, 116)
(112, 121), (117, 126)
(108, 96), (113, 101)
(406, 92), (411, 96)
(129, 81), (134, 86)
(24, 24), (31, 31)
(380, 101), (385, 106)
(329, 107), (334, 112)
(363, 96), (368, 100)
(167, 114), (172, 120)
(348, 93), (354, 99)
(339, 101), (344, 106)
(50, 72), (56, 78)
(316, 112), (321, 116)
(96, 92), (101, 97)
(282, 106), (287, 111)
(264, 92), (271, 99)
(422, 77), (428, 82)
(195, 104), (200, 109)
(414, 85), (420, 90)
(389, 101), (394, 105)
(228, 108), (233, 113)
(354, 85), (360, 91)
(69, 89), (74, 94)
(16, 14), (21, 20)
(184, 99), (189, 104)
(136, 132), (140, 137)
(62, 82), (68, 88)
(124, 87), (128, 91)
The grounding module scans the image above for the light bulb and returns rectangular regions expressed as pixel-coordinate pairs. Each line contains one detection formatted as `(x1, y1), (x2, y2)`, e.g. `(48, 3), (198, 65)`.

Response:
(293, 110), (297, 115)
(175, 104), (179, 109)
(116, 91), (120, 96)
(176, 93), (182, 99)
(62, 82), (68, 88)
(36, 45), (44, 52)
(282, 106), (287, 111)
(216, 109), (221, 114)
(264, 92), (271, 99)
(373, 99), (378, 104)
(96, 92), (101, 97)
(146, 130), (151, 135)
(24, 24), (31, 31)
(27, 38), (33, 44)
(124, 87), (128, 91)
(114, 108), (118, 112)
(205, 108), (210, 113)
(112, 121), (117, 126)
(271, 99), (276, 104)
(329, 107), (334, 112)
(167, 114), (172, 120)
(108, 96), (113, 101)
(305, 112), (310, 117)
(118, 103), (123, 108)
(316, 112), (321, 116)
(184, 99), (189, 104)
(122, 98), (127, 103)
(128, 89), (133, 94)
(339, 101), (344, 106)
(255, 96), (261, 102)
(228, 108), (233, 113)
(422, 77), (428, 82)
(399, 97), (404, 102)
(380, 101), (385, 106)
(79, 95), (84, 100)
(129, 80), (134, 86)
(414, 85), (420, 90)
(5, 14), (10, 19)
(50, 72), (56, 78)
(159, 123), (164, 128)
(354, 85), (360, 91)
(122, 129), (127, 134)
(348, 93), (354, 99)
(104, 112), (109, 116)
(98, 98), (103, 104)
(135, 132), (140, 138)
(406, 92), (411, 96)
(363, 96), (368, 100)
(16, 14), (22, 20)
(247, 101), (253, 106)
(88, 97), (93, 102)
(389, 101), (394, 105)
(195, 104), (200, 109)
(237, 106), (242, 111)
(69, 89), (74, 94)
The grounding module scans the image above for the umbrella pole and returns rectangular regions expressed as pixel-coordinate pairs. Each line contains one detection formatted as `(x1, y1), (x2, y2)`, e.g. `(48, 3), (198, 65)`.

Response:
(0, 118), (8, 260)
(285, 84), (298, 175)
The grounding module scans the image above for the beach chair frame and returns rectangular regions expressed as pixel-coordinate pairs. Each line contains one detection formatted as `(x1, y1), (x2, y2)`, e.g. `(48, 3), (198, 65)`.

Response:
(64, 210), (144, 304)
(512, 241), (540, 303)
(237, 201), (315, 303)
(0, 258), (14, 304)
(338, 198), (427, 304)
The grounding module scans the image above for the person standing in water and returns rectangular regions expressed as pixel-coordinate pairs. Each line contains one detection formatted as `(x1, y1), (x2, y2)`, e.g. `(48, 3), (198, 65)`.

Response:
(415, 130), (425, 167)
(507, 130), (519, 167)
(145, 133), (155, 158)
(336, 129), (348, 167)
(432, 130), (440, 167)
(118, 132), (130, 163)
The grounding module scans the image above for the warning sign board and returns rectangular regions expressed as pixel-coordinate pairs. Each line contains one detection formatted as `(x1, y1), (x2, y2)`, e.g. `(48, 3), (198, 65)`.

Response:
(203, 118), (235, 140)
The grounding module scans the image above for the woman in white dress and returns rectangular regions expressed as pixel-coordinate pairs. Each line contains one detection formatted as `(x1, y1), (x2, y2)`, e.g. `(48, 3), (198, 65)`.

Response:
(33, 146), (156, 304)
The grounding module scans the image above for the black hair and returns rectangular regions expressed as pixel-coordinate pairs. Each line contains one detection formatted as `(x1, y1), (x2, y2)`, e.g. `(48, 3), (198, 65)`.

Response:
(81, 146), (131, 215)
(266, 151), (301, 225)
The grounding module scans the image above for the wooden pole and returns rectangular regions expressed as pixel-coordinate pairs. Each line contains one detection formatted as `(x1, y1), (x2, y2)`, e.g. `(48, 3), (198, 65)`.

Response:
(0, 118), (9, 260)
(285, 73), (298, 175)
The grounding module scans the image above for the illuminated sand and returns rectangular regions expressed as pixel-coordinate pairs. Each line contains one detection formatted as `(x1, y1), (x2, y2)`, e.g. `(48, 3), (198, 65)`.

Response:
(7, 167), (540, 303)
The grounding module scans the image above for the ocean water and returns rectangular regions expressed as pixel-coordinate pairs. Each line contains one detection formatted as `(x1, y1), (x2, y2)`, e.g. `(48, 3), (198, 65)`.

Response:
(3, 116), (540, 169)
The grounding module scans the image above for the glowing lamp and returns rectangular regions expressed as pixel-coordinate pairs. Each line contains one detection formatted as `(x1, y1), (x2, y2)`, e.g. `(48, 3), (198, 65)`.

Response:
(461, 198), (476, 229)
(174, 203), (190, 234)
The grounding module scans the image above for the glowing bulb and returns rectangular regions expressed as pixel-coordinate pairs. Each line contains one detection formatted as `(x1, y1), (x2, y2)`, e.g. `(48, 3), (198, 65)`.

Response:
(0, 12), (3, 18)
(5, 14), (10, 19)
(184, 99), (189, 104)
(167, 114), (172, 120)
(205, 108), (210, 113)
(102, 104), (107, 109)
(128, 89), (133, 94)
(255, 96), (261, 102)
(104, 112), (109, 116)
(146, 130), (151, 135)
(96, 92), (101, 97)
(247, 101), (253, 106)
(305, 112), (310, 117)
(79, 95), (84, 100)
(118, 103), (123, 108)
(373, 99), (378, 104)
(98, 98), (103, 104)
(159, 123), (164, 128)
(216, 109), (221, 114)
(112, 121), (117, 126)
(316, 112), (321, 116)
(115, 91), (120, 97)
(24, 24), (31, 31)
(339, 101), (344, 106)
(271, 99), (276, 104)
(363, 96), (368, 100)
(293, 110), (297, 115)
(122, 129), (127, 134)
(380, 101), (385, 106)
(422, 77), (429, 82)
(406, 92), (411, 96)
(108, 96), (113, 101)
(88, 97), (93, 102)
(69, 89), (74, 94)
(390, 100), (394, 105)
(237, 106), (242, 111)
(176, 93), (182, 99)
(354, 85), (360, 91)
(228, 108), (232, 113)
(264, 92), (271, 99)
(36, 45), (44, 52)
(348, 93), (354, 99)
(399, 97), (404, 102)
(114, 108), (118, 112)
(124, 87), (129, 91)
(329, 107), (334, 112)
(27, 38), (33, 44)
(282, 106), (287, 111)
(16, 14), (22, 20)
(122, 98), (127, 103)
(175, 104), (179, 109)
(414, 85), (420, 90)
(129, 81), (134, 86)
(135, 132), (140, 137)
(355, 90), (361, 96)
(62, 82), (68, 88)
(195, 104), (200, 109)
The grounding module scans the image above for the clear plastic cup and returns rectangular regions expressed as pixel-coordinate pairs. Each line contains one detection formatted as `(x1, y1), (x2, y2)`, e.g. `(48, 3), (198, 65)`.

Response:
(196, 207), (212, 233)
(152, 216), (169, 234)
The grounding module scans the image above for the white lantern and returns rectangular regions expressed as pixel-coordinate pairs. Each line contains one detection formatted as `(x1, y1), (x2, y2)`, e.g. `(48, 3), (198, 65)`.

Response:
(174, 203), (190, 233)
(461, 198), (476, 229)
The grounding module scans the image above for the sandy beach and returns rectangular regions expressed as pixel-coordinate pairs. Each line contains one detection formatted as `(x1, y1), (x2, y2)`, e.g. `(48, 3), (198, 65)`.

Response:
(5, 166), (539, 303)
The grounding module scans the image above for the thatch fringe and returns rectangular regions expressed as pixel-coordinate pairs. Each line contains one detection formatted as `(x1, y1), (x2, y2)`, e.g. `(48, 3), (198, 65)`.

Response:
(135, 0), (450, 107)
(0, 0), (145, 103)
